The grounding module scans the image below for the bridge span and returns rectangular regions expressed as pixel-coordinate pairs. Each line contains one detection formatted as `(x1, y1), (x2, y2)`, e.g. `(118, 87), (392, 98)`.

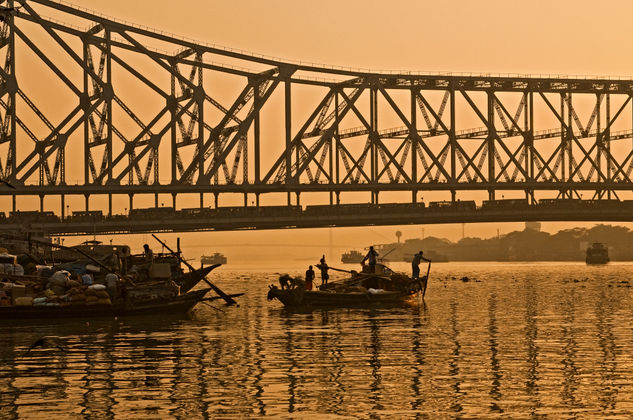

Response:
(4, 200), (633, 236)
(0, 1), (632, 225)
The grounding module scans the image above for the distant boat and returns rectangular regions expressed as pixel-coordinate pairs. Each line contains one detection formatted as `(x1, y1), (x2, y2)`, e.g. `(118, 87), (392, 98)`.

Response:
(201, 253), (227, 265)
(586, 242), (609, 265)
(341, 250), (364, 264)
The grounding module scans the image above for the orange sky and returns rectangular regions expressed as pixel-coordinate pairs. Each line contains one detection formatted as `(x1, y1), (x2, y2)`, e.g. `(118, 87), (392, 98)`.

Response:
(8, 0), (633, 262)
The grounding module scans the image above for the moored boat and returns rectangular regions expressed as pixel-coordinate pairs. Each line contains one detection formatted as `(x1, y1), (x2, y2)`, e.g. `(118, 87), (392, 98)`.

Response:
(267, 263), (429, 308)
(586, 242), (609, 265)
(201, 253), (227, 265)
(0, 288), (213, 320)
(341, 250), (364, 264)
(0, 234), (240, 320)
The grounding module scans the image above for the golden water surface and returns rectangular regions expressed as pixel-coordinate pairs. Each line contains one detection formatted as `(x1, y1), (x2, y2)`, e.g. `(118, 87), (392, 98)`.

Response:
(2, 262), (633, 418)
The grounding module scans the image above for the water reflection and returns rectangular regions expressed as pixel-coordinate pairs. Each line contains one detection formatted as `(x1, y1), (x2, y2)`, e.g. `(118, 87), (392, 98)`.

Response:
(2, 264), (633, 417)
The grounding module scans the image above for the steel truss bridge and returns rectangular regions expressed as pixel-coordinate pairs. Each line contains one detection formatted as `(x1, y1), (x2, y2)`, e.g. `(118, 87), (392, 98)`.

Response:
(1, 0), (633, 234)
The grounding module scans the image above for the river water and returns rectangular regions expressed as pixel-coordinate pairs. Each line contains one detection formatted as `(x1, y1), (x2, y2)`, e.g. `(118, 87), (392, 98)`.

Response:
(2, 261), (633, 418)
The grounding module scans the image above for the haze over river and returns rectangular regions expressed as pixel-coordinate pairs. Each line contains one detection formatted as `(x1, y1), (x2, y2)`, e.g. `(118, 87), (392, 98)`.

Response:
(2, 262), (633, 418)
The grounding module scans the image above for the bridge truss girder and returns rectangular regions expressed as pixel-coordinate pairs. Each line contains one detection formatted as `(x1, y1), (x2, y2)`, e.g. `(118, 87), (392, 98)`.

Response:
(1, 0), (633, 216)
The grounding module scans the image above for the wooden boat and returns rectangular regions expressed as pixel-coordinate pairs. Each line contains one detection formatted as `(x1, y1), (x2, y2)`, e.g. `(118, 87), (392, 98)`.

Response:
(267, 263), (429, 308)
(586, 242), (609, 265)
(0, 288), (213, 320)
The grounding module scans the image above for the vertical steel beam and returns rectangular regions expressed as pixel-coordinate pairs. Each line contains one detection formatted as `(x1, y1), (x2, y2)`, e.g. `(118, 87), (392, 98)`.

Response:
(196, 53), (204, 184)
(410, 88), (417, 203)
(7, 0), (15, 181)
(560, 93), (566, 187)
(106, 29), (112, 183)
(370, 84), (377, 203)
(596, 93), (602, 186)
(606, 94), (611, 199)
(82, 40), (89, 185)
(335, 91), (340, 188)
(487, 91), (495, 200)
(285, 79), (291, 186)
(170, 59), (177, 184)
(254, 79), (260, 184)
(449, 88), (456, 201)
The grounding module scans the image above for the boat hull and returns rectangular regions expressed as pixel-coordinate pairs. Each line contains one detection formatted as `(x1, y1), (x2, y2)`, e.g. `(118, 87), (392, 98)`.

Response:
(0, 289), (209, 320)
(268, 288), (414, 307)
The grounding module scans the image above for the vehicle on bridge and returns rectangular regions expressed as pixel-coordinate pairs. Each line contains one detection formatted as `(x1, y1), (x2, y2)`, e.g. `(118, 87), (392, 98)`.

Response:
(428, 200), (476, 212)
(9, 211), (60, 224)
(129, 207), (177, 220)
(481, 198), (529, 210)
(70, 210), (104, 222)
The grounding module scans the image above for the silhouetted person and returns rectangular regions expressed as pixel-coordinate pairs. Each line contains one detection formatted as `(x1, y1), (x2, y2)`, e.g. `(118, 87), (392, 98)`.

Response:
(317, 255), (329, 288)
(363, 246), (379, 273)
(411, 251), (430, 281)
(305, 265), (315, 291)
(143, 244), (153, 264)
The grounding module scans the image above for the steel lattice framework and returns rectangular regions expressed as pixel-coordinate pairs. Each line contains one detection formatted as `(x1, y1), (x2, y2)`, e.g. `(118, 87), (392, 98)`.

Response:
(2, 0), (633, 217)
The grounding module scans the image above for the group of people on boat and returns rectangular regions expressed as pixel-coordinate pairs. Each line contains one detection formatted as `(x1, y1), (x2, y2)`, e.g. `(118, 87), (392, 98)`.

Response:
(304, 255), (330, 291)
(301, 247), (430, 291)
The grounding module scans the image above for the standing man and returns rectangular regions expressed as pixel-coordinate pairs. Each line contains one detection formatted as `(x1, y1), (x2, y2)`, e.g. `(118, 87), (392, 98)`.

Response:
(363, 246), (379, 273)
(411, 250), (430, 281)
(317, 255), (330, 288)
(305, 265), (315, 291)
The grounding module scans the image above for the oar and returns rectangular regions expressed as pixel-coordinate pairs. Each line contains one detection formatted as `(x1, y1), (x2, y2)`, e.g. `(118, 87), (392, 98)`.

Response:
(328, 266), (352, 274)
(151, 234), (237, 305)
(422, 260), (432, 298)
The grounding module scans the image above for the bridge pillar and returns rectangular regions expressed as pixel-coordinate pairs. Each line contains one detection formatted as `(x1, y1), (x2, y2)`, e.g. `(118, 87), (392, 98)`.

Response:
(172, 193), (177, 209)
(330, 191), (333, 205)
(243, 193), (248, 207)
(84, 194), (89, 211)
(214, 193), (219, 209)
(61, 195), (65, 220)
(255, 193), (260, 207)
(295, 192), (301, 206)
(336, 192), (340, 205)
(287, 192), (291, 206)
(199, 193), (204, 209)
(39, 194), (44, 212)
(412, 190), (416, 203)
(451, 190), (456, 202)
(128, 194), (134, 212)
(155, 193), (159, 208)
(108, 194), (112, 217)
(11, 195), (15, 213)
(488, 190), (495, 200)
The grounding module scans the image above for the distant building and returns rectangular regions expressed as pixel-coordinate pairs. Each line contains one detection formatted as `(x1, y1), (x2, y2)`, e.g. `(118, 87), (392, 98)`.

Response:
(525, 221), (541, 232)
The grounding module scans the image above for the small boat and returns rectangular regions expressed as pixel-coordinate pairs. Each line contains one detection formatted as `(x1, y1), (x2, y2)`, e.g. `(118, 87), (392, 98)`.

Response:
(267, 263), (429, 308)
(586, 242), (609, 265)
(341, 250), (364, 264)
(201, 253), (227, 265)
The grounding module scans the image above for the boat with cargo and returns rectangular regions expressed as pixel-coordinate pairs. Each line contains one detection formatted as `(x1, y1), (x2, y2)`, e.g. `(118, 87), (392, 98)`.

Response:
(267, 262), (430, 308)
(0, 234), (240, 320)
